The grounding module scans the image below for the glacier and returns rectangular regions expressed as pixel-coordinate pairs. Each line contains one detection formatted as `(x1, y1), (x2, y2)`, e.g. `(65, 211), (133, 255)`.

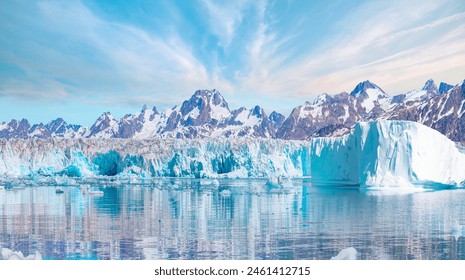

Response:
(0, 120), (464, 189)
(0, 138), (311, 179)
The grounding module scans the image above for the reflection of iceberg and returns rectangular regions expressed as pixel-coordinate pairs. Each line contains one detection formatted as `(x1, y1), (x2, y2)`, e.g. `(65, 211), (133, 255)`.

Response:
(330, 247), (357, 260)
(312, 121), (465, 189)
(451, 222), (464, 241)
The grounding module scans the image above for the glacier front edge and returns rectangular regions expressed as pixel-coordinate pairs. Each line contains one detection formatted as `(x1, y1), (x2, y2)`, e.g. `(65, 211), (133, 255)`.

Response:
(311, 120), (465, 188)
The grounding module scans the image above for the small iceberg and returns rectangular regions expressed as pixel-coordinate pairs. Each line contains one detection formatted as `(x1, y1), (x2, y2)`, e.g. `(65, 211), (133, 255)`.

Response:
(265, 176), (293, 189)
(330, 247), (357, 260)
(199, 179), (220, 187)
(1, 248), (42, 260)
(219, 189), (231, 196)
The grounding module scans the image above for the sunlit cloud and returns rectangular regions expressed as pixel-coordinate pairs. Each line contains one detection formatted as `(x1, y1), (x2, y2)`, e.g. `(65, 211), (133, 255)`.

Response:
(0, 0), (464, 125)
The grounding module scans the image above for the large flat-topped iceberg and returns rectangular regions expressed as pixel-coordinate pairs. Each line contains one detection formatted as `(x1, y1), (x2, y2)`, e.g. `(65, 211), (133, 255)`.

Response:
(311, 120), (465, 188)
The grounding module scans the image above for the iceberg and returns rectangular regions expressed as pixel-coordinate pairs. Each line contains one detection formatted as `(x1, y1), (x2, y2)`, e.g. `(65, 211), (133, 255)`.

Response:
(330, 247), (357, 260)
(311, 121), (465, 188)
(1, 248), (42, 260)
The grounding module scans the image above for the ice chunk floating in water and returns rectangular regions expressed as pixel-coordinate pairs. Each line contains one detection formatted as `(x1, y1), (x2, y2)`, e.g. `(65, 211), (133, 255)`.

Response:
(330, 247), (357, 260)
(1, 248), (42, 260)
(311, 120), (465, 189)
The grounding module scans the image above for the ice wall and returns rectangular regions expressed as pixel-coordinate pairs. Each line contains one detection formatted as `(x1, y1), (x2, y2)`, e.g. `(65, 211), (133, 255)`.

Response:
(0, 138), (311, 178)
(311, 120), (465, 188)
(1, 120), (463, 187)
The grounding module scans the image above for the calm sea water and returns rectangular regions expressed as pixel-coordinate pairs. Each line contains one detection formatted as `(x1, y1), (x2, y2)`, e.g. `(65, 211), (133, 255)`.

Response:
(1, 179), (465, 260)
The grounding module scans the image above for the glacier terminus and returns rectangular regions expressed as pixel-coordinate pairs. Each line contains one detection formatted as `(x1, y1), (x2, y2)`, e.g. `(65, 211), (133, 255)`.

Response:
(1, 120), (464, 190)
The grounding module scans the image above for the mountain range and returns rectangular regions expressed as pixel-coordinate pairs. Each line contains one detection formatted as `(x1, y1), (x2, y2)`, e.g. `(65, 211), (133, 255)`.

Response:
(1, 79), (464, 142)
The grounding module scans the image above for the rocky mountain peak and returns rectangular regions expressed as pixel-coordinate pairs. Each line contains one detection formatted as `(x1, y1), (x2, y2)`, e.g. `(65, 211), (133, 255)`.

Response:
(312, 93), (330, 106)
(250, 105), (264, 118)
(438, 82), (453, 94)
(350, 80), (380, 97)
(269, 111), (285, 128)
(45, 118), (66, 131)
(422, 79), (438, 94)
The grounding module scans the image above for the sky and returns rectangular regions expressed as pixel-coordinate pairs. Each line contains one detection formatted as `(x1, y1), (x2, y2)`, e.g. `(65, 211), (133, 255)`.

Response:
(1, 0), (465, 126)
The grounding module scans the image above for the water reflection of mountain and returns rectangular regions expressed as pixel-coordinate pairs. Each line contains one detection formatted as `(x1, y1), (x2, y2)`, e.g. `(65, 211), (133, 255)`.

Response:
(1, 183), (465, 260)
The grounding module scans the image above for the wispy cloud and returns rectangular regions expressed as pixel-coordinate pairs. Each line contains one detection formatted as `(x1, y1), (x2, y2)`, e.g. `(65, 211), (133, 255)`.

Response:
(0, 0), (232, 105)
(232, 0), (465, 98)
(0, 0), (464, 124)
(199, 0), (252, 48)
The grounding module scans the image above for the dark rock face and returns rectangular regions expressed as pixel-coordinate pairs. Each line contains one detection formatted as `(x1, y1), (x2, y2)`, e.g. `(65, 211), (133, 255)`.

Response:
(422, 79), (438, 94)
(0, 119), (31, 138)
(438, 82), (453, 94)
(1, 79), (464, 142)
(269, 111), (285, 129)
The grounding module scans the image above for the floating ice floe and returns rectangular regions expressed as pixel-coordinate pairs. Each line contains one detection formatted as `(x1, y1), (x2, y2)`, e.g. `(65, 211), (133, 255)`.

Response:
(265, 176), (293, 189)
(1, 248), (42, 260)
(330, 247), (358, 260)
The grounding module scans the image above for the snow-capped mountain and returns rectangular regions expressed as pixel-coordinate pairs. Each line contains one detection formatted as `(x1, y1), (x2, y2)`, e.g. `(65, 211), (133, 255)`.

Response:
(277, 79), (464, 141)
(386, 79), (465, 142)
(350, 80), (390, 119)
(1, 79), (464, 142)
(276, 80), (391, 139)
(74, 89), (280, 139)
(0, 118), (85, 139)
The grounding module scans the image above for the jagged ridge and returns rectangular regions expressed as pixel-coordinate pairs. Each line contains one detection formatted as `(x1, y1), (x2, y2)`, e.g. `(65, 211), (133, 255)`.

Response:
(1, 79), (464, 142)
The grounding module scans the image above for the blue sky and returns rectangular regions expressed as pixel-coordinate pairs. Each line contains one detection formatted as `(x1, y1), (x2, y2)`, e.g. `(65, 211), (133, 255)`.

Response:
(1, 0), (465, 126)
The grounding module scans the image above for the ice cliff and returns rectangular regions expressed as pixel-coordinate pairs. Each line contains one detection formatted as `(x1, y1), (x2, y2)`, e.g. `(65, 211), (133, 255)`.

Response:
(311, 120), (465, 188)
(0, 138), (310, 179)
(0, 120), (464, 188)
